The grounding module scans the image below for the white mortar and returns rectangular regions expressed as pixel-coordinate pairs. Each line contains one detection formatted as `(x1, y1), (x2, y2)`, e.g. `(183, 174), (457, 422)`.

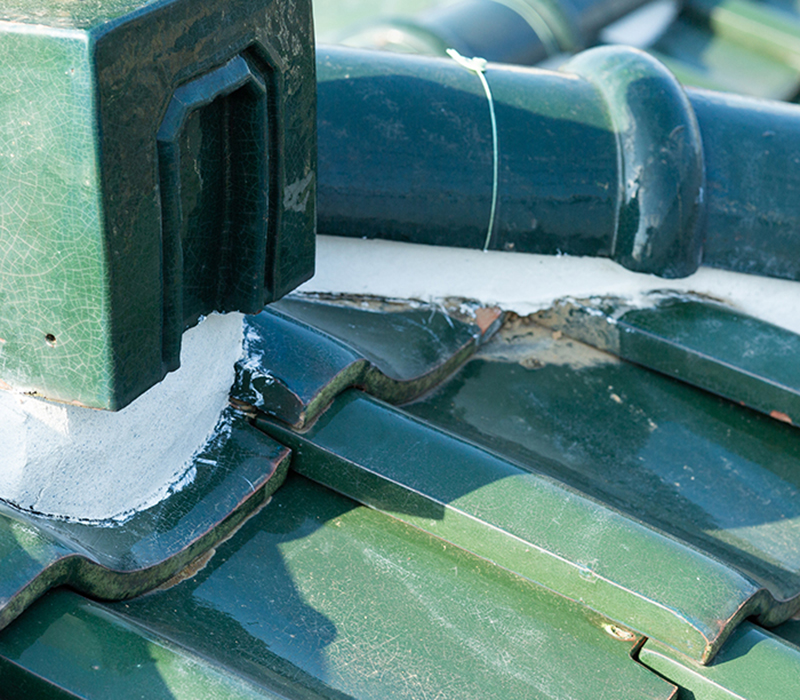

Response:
(0, 312), (245, 524)
(301, 236), (800, 335)
(6, 237), (797, 523)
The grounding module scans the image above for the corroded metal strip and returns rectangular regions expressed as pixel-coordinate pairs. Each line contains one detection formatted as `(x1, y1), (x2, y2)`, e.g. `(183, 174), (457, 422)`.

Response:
(0, 410), (289, 632)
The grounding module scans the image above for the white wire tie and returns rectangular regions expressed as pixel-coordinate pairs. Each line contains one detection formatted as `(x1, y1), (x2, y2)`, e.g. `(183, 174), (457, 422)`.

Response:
(446, 48), (499, 252)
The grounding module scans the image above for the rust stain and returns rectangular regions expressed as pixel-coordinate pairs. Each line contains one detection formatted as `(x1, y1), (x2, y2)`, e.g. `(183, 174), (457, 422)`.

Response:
(156, 548), (217, 590)
(154, 495), (276, 592)
(474, 306), (502, 333)
(770, 410), (793, 425)
(603, 623), (637, 642)
(229, 396), (258, 418)
(481, 312), (619, 369)
(0, 379), (11, 391)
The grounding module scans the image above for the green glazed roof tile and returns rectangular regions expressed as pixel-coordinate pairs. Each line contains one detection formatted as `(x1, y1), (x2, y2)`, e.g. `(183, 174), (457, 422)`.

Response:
(404, 317), (800, 610)
(0, 0), (316, 409)
(0, 590), (285, 700)
(316, 46), (800, 281)
(317, 0), (800, 101)
(534, 292), (800, 425)
(257, 391), (767, 664)
(651, 15), (800, 99)
(234, 297), (487, 428)
(0, 0), (183, 30)
(238, 297), (800, 664)
(273, 296), (495, 378)
(687, 0), (800, 68)
(639, 621), (800, 699)
(772, 616), (800, 647)
(0, 474), (677, 700)
(0, 410), (289, 633)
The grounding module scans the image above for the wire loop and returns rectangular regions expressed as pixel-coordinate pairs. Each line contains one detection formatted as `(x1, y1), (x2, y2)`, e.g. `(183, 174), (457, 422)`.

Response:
(446, 48), (499, 252)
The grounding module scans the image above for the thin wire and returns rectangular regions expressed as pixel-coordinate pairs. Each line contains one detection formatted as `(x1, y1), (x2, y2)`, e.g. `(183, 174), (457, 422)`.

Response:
(446, 49), (499, 252)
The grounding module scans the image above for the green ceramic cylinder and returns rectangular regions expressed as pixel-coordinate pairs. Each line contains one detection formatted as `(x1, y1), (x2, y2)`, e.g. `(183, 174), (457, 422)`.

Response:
(317, 44), (800, 280)
(334, 0), (662, 65)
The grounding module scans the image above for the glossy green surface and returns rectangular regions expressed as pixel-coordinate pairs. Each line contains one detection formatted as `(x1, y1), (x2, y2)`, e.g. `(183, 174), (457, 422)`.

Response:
(156, 52), (273, 365)
(234, 297), (483, 428)
(0, 28), (111, 408)
(0, 0), (316, 410)
(688, 88), (800, 280)
(772, 615), (800, 647)
(404, 319), (800, 608)
(564, 46), (704, 277)
(652, 16), (800, 100)
(0, 474), (676, 699)
(331, 0), (688, 64)
(0, 0), (170, 28)
(316, 45), (620, 257)
(0, 590), (283, 699)
(0, 410), (289, 632)
(639, 622), (800, 699)
(535, 293), (800, 425)
(321, 0), (800, 103)
(688, 0), (800, 68)
(258, 391), (766, 664)
(318, 46), (800, 281)
(336, 0), (554, 65)
(314, 0), (443, 42)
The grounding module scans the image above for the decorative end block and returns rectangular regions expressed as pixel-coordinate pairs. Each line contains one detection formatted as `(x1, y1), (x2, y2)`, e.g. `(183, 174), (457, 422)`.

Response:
(0, 0), (316, 409)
